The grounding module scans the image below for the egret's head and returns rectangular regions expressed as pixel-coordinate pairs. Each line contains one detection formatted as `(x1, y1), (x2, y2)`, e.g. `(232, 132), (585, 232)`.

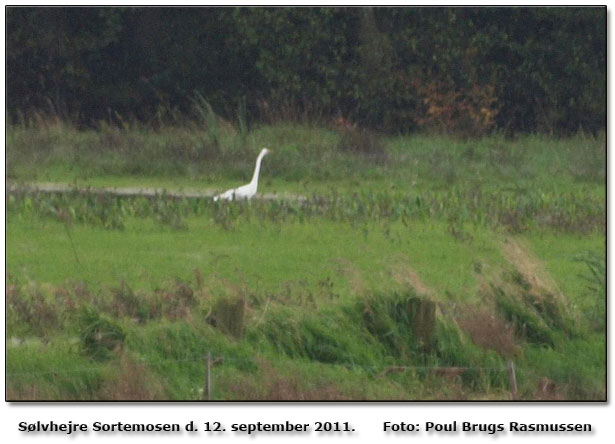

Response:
(261, 148), (271, 156)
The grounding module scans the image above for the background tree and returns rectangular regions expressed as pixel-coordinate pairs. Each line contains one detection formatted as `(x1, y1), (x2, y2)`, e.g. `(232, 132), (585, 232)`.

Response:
(6, 6), (605, 135)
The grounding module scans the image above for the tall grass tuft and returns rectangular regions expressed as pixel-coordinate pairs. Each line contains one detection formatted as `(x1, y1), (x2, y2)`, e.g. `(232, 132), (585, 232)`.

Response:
(237, 96), (249, 143)
(192, 91), (220, 148)
(211, 296), (246, 339)
(574, 251), (606, 332)
(457, 306), (518, 357)
(337, 127), (388, 164)
(78, 307), (126, 361)
(362, 291), (436, 356)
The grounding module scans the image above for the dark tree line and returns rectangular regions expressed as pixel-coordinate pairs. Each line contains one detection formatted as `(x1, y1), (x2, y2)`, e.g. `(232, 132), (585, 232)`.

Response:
(6, 7), (605, 135)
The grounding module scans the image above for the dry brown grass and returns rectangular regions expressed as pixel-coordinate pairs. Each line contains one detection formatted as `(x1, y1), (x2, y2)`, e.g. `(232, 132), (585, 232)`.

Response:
(6, 384), (46, 401)
(220, 360), (352, 401)
(333, 257), (365, 296)
(423, 375), (468, 400)
(97, 355), (165, 400)
(159, 280), (198, 320)
(457, 305), (518, 357)
(108, 279), (198, 322)
(6, 283), (60, 335)
(532, 377), (564, 400)
(497, 237), (572, 335)
(388, 257), (434, 297)
(500, 237), (563, 301)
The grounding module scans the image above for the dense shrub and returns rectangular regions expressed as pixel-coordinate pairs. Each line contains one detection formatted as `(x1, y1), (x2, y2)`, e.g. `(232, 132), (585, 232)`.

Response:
(6, 7), (605, 135)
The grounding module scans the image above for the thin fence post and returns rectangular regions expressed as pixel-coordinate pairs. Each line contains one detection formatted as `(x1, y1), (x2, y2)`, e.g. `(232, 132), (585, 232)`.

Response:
(507, 360), (518, 399)
(204, 352), (212, 401)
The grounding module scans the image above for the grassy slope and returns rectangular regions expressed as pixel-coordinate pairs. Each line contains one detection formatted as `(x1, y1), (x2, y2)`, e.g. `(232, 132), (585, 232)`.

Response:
(7, 216), (510, 300)
(6, 122), (606, 400)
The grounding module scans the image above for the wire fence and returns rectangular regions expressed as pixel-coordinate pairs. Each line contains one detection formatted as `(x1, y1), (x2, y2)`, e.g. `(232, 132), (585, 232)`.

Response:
(6, 356), (206, 377)
(6, 352), (519, 400)
(6, 354), (511, 376)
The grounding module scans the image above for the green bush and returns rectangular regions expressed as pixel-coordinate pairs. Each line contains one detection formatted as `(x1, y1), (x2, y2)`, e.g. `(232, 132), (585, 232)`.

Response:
(79, 308), (126, 361)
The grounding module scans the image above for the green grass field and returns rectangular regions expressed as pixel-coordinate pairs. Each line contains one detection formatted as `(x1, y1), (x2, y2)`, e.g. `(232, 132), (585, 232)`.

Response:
(5, 121), (606, 400)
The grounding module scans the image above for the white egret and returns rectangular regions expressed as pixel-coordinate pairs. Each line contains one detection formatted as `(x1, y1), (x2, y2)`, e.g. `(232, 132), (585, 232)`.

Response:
(213, 148), (271, 201)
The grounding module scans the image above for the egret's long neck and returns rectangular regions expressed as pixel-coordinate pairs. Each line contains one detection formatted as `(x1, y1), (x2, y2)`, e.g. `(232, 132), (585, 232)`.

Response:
(249, 151), (266, 188)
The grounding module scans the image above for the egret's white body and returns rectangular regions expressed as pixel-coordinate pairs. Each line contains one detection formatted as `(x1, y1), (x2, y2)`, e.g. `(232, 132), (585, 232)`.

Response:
(213, 148), (271, 201)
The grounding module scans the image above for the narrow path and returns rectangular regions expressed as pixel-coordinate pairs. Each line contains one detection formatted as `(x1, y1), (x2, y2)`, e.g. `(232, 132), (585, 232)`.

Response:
(6, 182), (306, 201)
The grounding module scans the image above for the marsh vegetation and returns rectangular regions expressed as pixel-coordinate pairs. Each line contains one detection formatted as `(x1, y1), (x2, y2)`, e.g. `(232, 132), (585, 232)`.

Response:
(6, 121), (605, 400)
